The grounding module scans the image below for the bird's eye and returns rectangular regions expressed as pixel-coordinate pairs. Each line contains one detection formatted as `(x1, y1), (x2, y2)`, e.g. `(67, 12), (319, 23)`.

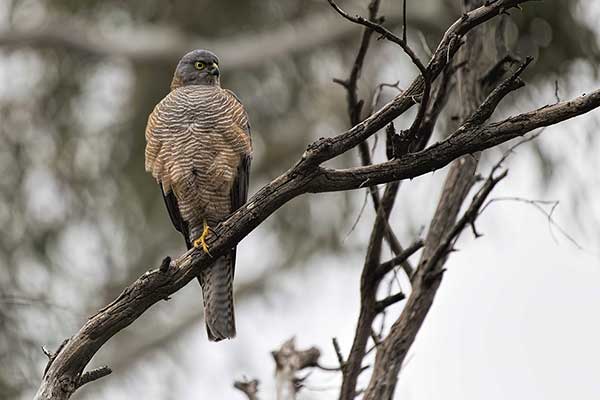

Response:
(194, 61), (206, 70)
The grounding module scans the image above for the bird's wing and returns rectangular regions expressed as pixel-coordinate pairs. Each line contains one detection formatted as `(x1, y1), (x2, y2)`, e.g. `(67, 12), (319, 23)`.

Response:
(160, 184), (192, 249)
(224, 89), (252, 213)
(144, 91), (179, 192)
(225, 89), (251, 136)
(145, 88), (200, 247)
(231, 153), (251, 213)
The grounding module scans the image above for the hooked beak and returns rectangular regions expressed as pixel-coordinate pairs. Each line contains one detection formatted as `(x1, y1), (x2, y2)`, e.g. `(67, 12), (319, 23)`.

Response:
(208, 63), (220, 77)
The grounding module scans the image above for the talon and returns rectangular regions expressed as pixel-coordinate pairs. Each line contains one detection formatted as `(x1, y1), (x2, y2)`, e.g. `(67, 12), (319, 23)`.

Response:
(193, 220), (212, 256)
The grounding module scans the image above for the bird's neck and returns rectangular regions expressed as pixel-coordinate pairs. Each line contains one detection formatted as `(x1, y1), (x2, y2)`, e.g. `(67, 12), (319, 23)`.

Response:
(170, 75), (221, 91)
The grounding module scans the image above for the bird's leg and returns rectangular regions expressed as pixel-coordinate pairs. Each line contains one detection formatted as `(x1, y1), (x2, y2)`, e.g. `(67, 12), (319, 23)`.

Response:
(193, 220), (212, 256)
(209, 222), (222, 239)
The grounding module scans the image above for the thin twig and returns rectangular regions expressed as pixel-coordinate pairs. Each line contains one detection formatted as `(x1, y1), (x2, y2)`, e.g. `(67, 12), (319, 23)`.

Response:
(315, 363), (342, 372)
(481, 197), (583, 249)
(327, 0), (427, 74)
(375, 292), (406, 313)
(376, 239), (424, 279)
(466, 56), (533, 126)
(332, 337), (345, 369)
(77, 366), (112, 389)
(491, 129), (544, 177)
(344, 188), (370, 240)
(234, 379), (260, 400)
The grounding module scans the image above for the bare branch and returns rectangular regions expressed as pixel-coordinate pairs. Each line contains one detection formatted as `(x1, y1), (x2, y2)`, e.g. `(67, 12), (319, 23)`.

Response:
(110, 266), (281, 372)
(361, 3), (513, 397)
(339, 181), (400, 400)
(76, 366), (112, 389)
(272, 338), (321, 400)
(376, 239), (424, 279)
(334, 0), (382, 126)
(465, 56), (533, 126)
(362, 167), (508, 400)
(333, 0), (414, 287)
(309, 89), (600, 193)
(327, 0), (427, 74)
(302, 0), (533, 169)
(375, 292), (406, 313)
(234, 379), (260, 400)
(402, 0), (408, 43)
(413, 63), (457, 150)
(426, 170), (509, 273)
(41, 346), (53, 360)
(332, 337), (346, 369)
(482, 197), (583, 249)
(42, 339), (68, 376)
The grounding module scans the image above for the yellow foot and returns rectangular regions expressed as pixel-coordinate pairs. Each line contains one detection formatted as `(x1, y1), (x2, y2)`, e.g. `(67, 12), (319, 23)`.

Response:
(193, 220), (212, 256)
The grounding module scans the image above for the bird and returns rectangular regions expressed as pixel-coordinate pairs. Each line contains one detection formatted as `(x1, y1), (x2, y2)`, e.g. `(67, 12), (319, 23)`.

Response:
(144, 49), (252, 341)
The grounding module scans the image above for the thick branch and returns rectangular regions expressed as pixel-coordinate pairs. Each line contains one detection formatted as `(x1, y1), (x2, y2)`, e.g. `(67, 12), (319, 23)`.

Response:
(362, 168), (509, 400)
(339, 181), (400, 400)
(362, 2), (508, 397)
(309, 88), (600, 193)
(302, 0), (534, 167)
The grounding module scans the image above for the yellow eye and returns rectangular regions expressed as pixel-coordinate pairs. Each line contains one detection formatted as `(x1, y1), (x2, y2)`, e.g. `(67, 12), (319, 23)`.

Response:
(194, 61), (205, 70)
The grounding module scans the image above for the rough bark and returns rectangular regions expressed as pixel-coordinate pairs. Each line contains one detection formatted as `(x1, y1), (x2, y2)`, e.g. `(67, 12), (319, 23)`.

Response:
(361, 1), (507, 398)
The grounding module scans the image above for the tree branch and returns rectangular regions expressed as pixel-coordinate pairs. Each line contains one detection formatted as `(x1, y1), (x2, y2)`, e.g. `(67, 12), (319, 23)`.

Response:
(339, 179), (400, 400)
(362, 2), (509, 396)
(376, 239), (424, 279)
(375, 292), (406, 313)
(272, 338), (321, 400)
(327, 0), (427, 74)
(332, 0), (413, 275)
(234, 379), (260, 400)
(76, 366), (112, 390)
(363, 166), (509, 400)
(309, 88), (600, 193)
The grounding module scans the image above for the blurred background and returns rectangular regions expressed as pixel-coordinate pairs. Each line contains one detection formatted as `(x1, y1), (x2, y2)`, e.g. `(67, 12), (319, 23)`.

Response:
(1, 0), (599, 399)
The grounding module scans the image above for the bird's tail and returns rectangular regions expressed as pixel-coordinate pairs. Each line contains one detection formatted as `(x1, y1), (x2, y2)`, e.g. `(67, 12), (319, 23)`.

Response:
(198, 250), (236, 341)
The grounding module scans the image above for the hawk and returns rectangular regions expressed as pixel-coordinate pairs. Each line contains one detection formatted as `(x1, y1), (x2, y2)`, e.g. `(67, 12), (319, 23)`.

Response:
(145, 49), (252, 341)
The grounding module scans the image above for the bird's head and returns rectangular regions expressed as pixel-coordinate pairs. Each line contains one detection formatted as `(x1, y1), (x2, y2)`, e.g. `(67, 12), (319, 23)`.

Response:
(171, 49), (220, 90)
